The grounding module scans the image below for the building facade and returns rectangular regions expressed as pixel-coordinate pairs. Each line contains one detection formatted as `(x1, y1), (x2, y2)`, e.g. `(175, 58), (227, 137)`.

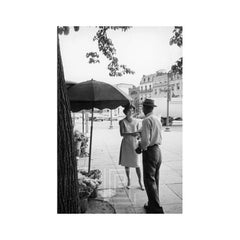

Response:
(139, 74), (155, 101)
(153, 71), (182, 99)
(129, 86), (140, 114)
(152, 70), (169, 98)
(139, 70), (183, 101)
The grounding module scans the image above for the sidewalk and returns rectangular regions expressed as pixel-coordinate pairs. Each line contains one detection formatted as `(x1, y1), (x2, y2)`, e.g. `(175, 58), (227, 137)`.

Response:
(76, 120), (182, 214)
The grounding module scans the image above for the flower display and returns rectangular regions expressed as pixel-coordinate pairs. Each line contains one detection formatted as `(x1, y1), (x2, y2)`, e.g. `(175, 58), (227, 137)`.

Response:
(79, 169), (102, 180)
(78, 181), (93, 199)
(78, 169), (102, 199)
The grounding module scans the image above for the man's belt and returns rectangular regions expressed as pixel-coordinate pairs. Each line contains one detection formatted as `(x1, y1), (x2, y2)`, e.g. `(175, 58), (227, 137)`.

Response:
(147, 144), (159, 150)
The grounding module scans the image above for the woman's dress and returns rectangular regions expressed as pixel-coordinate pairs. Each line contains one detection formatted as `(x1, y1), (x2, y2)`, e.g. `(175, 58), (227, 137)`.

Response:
(119, 118), (141, 168)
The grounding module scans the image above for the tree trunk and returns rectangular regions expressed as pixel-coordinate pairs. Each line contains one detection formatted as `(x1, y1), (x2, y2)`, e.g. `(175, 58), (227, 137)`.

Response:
(57, 36), (80, 213)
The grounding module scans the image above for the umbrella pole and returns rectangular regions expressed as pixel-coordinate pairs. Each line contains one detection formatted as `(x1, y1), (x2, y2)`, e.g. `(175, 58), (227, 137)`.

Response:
(88, 107), (94, 173)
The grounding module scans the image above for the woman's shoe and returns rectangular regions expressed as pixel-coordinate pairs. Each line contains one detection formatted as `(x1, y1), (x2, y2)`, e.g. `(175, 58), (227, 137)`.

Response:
(139, 182), (145, 191)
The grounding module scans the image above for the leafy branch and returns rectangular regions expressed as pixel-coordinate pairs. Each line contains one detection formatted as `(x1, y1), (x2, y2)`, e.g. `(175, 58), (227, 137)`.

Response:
(88, 26), (135, 77)
(169, 26), (183, 75)
(171, 57), (182, 75)
(169, 26), (183, 47)
(58, 26), (135, 77)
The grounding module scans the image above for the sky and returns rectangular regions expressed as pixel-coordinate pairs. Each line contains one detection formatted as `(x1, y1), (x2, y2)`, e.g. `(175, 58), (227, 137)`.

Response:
(59, 26), (182, 87)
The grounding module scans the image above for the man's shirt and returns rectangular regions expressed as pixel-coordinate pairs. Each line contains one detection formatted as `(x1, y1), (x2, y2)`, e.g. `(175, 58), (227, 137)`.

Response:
(140, 112), (162, 150)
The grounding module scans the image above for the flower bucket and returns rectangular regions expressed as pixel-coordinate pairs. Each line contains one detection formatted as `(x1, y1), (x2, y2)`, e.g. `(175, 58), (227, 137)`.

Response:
(79, 197), (88, 213)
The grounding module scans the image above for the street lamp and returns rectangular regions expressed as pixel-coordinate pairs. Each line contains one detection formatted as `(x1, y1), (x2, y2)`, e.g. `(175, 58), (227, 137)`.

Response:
(165, 72), (171, 132)
(82, 110), (85, 133)
(109, 109), (113, 129)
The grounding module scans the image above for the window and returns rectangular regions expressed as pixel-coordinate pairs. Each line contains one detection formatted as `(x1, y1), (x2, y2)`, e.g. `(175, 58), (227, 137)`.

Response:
(172, 85), (174, 91)
(145, 86), (147, 91)
(177, 83), (180, 90)
(141, 86), (143, 91)
(149, 85), (152, 90)
(155, 89), (157, 95)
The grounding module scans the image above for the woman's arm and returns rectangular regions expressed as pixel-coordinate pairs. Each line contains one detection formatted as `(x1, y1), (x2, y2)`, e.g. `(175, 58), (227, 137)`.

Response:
(122, 132), (139, 137)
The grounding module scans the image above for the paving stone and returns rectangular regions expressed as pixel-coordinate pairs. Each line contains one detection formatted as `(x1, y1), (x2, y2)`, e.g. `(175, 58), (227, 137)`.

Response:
(127, 188), (148, 207)
(161, 203), (182, 214)
(166, 183), (182, 199)
(165, 161), (182, 170)
(160, 170), (182, 184)
(159, 184), (182, 204)
(161, 164), (175, 172)
(134, 207), (146, 214)
(115, 205), (136, 214)
(162, 151), (182, 162)
(174, 169), (182, 177)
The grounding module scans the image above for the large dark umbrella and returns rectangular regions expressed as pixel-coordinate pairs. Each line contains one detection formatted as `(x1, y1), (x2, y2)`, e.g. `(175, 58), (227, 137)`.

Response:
(65, 80), (77, 90)
(67, 79), (131, 172)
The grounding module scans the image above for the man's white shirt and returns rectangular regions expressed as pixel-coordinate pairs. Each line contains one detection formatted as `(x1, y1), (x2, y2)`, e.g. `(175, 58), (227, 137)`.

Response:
(140, 112), (162, 151)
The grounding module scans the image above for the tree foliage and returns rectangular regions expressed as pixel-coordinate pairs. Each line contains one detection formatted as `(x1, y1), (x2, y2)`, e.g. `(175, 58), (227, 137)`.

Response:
(169, 26), (183, 47)
(171, 57), (182, 75)
(90, 26), (135, 76)
(58, 26), (135, 77)
(169, 26), (183, 75)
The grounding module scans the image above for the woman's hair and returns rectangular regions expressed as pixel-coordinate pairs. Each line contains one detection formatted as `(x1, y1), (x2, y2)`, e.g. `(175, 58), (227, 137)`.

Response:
(123, 104), (135, 115)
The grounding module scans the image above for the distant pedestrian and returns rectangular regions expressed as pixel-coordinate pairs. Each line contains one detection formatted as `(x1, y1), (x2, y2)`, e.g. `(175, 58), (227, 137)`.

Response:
(119, 103), (144, 190)
(138, 99), (164, 213)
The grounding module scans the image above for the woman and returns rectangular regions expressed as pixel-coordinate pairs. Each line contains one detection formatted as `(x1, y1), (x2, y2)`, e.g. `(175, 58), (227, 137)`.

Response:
(119, 104), (144, 190)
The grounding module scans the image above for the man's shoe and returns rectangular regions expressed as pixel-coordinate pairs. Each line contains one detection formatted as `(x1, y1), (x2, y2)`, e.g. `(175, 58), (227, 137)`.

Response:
(144, 203), (149, 210)
(144, 204), (164, 214)
(156, 206), (164, 214)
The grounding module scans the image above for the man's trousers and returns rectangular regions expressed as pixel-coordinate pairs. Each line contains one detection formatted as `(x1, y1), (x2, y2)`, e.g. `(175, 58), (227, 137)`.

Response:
(142, 145), (162, 211)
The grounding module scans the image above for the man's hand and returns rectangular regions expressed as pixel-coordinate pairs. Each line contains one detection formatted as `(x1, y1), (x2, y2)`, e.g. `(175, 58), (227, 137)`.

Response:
(132, 132), (140, 137)
(135, 142), (142, 154)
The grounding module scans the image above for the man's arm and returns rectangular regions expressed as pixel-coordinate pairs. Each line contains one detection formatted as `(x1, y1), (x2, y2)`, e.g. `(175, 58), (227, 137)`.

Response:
(140, 119), (151, 150)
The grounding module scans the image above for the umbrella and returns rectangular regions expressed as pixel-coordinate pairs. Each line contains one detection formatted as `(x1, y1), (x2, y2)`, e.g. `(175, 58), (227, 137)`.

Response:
(67, 79), (132, 172)
(65, 80), (77, 90)
(65, 81), (78, 127)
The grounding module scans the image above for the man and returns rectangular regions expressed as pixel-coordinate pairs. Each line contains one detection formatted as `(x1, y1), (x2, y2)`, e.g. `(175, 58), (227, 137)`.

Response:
(139, 99), (164, 213)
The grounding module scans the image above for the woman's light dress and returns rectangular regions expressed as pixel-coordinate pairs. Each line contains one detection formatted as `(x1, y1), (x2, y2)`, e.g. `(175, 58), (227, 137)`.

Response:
(119, 118), (141, 168)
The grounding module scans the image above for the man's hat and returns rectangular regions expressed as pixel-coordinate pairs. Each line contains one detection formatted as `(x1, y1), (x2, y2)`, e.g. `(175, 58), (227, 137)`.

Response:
(142, 99), (157, 107)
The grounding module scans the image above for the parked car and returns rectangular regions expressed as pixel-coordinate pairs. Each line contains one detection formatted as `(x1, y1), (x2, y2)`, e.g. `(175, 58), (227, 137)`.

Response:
(161, 116), (173, 126)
